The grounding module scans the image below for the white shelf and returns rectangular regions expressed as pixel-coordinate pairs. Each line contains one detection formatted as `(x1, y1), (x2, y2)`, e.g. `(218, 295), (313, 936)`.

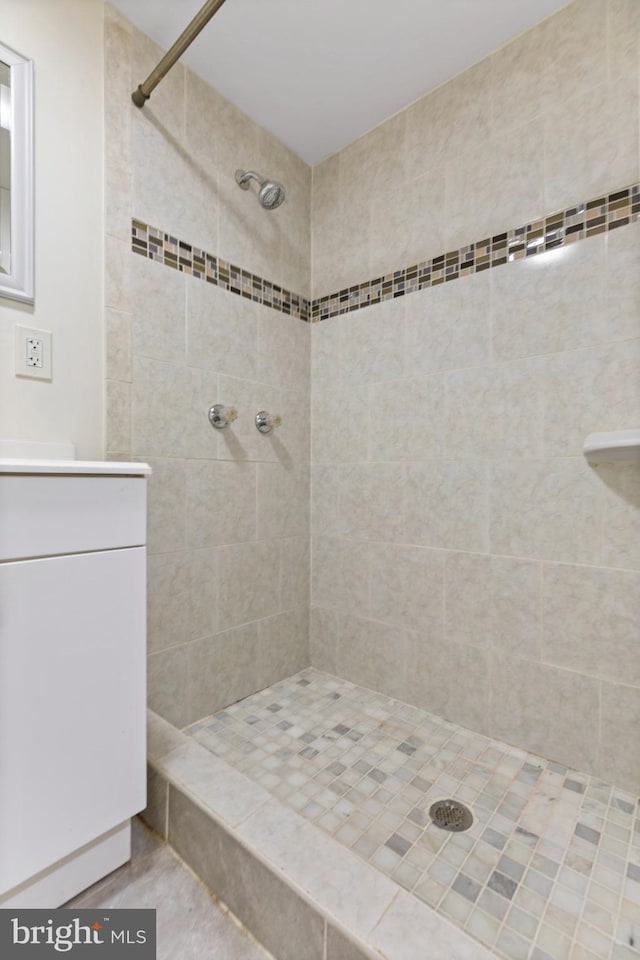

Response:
(583, 429), (640, 462)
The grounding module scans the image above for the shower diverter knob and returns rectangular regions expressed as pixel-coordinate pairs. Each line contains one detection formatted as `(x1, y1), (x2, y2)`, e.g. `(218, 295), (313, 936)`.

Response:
(255, 410), (282, 434)
(208, 404), (238, 429)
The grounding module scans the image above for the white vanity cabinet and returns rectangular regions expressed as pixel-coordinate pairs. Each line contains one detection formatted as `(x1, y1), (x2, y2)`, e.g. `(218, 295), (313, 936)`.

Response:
(0, 458), (151, 907)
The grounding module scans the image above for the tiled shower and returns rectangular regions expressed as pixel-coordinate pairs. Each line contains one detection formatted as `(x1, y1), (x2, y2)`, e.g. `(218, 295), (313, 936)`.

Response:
(104, 1), (640, 957)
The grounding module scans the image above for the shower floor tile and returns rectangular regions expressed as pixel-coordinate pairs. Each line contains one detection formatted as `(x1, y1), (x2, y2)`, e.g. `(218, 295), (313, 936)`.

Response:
(185, 669), (640, 960)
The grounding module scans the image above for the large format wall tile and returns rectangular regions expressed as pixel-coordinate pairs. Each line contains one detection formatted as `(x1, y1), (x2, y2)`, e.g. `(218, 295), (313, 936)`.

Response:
(542, 563), (640, 686)
(444, 554), (541, 660)
(186, 459), (257, 549)
(405, 461), (489, 552)
(491, 236), (606, 360)
(599, 682), (640, 791)
(489, 654), (600, 772)
(490, 459), (601, 564)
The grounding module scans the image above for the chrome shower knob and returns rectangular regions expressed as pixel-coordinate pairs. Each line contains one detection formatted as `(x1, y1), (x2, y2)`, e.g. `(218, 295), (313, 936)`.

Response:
(208, 404), (238, 429)
(255, 410), (282, 434)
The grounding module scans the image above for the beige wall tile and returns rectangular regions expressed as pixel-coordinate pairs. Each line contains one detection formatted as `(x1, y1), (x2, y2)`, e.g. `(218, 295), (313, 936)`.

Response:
(599, 682), (640, 791)
(490, 18), (548, 133)
(131, 255), (186, 362)
(105, 236), (131, 313)
(596, 462), (640, 571)
(186, 280), (257, 380)
(311, 536), (369, 617)
(444, 120), (545, 252)
(310, 464), (341, 536)
(404, 273), (491, 376)
(311, 383), (369, 463)
(105, 308), (132, 382)
(132, 357), (188, 459)
(133, 114), (218, 254)
(217, 540), (281, 631)
(257, 463), (309, 540)
(338, 463), (406, 542)
(542, 563), (640, 685)
(146, 458), (187, 555)
(405, 635), (490, 736)
(490, 653), (600, 771)
(491, 235), (606, 361)
(186, 459), (256, 549)
(445, 358), (544, 459)
(185, 72), (259, 179)
(541, 0), (608, 105)
(490, 459), (601, 564)
(105, 379), (131, 454)
(280, 537), (310, 612)
(337, 614), (408, 701)
(311, 316), (341, 386)
(544, 78), (638, 214)
(370, 543), (444, 634)
(339, 298), (405, 386)
(257, 609), (310, 689)
(309, 606), (338, 675)
(605, 220), (640, 344)
(370, 169), (446, 277)
(544, 340), (640, 457)
(445, 554), (541, 660)
(405, 59), (492, 183)
(147, 643), (190, 728)
(147, 551), (190, 654)
(187, 623), (261, 721)
(257, 302), (310, 389)
(405, 461), (489, 552)
(189, 548), (220, 642)
(369, 376), (444, 462)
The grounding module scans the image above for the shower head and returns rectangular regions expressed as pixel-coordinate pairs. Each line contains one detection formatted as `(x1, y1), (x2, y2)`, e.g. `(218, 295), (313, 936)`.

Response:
(235, 169), (286, 210)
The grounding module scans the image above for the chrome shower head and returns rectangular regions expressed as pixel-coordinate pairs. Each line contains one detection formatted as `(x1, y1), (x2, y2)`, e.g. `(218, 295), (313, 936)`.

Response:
(235, 169), (286, 210)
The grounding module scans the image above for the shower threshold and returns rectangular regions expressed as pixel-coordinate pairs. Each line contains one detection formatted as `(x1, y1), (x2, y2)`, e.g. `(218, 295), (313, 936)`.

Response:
(145, 669), (640, 960)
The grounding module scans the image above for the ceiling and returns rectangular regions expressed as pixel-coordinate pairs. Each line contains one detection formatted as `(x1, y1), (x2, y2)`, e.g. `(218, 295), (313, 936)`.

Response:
(112, 0), (570, 165)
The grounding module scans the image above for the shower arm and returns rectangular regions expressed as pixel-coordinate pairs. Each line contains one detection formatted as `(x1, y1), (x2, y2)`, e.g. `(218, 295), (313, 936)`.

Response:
(131, 0), (228, 108)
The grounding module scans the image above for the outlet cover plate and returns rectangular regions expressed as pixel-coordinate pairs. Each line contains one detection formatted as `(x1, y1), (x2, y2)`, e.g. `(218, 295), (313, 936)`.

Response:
(15, 325), (52, 380)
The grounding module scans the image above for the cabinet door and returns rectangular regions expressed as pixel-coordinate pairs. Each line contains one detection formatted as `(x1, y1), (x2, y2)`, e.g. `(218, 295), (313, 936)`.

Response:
(0, 548), (146, 893)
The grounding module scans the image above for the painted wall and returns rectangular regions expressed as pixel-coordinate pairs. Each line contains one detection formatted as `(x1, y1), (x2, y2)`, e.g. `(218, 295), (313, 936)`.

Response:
(104, 6), (311, 728)
(310, 0), (640, 790)
(0, 0), (104, 459)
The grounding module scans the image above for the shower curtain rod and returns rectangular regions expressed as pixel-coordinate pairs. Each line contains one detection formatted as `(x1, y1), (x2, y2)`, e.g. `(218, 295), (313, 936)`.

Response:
(132, 0), (228, 107)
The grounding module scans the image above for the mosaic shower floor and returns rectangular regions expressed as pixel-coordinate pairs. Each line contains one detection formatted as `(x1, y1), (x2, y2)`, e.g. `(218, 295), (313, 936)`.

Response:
(185, 669), (640, 960)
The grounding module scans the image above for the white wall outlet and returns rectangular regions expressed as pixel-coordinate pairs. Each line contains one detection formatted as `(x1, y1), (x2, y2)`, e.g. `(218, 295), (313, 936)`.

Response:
(15, 325), (52, 380)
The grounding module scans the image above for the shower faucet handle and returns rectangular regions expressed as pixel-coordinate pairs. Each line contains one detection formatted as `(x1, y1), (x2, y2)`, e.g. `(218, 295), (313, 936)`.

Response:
(255, 410), (282, 434)
(208, 404), (238, 429)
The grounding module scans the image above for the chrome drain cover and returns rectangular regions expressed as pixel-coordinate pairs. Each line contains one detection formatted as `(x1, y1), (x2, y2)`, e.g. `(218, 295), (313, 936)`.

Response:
(429, 799), (473, 832)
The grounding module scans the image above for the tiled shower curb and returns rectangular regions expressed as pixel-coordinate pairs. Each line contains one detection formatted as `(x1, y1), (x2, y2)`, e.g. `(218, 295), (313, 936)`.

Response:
(144, 709), (495, 960)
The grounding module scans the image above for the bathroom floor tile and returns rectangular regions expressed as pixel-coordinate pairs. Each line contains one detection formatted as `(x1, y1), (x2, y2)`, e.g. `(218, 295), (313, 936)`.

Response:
(185, 668), (640, 960)
(67, 828), (270, 960)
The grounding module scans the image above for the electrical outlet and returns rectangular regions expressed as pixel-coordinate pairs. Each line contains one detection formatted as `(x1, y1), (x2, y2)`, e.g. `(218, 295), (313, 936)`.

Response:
(15, 325), (52, 380)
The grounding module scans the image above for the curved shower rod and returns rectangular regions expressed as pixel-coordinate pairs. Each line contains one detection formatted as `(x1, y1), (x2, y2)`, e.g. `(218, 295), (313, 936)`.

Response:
(132, 0), (228, 107)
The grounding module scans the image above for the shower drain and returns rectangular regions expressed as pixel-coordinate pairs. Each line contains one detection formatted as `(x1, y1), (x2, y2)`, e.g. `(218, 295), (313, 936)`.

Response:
(428, 799), (473, 832)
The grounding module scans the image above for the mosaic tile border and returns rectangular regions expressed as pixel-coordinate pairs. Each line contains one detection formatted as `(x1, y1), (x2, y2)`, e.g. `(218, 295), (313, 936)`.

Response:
(131, 220), (311, 322)
(131, 181), (639, 325)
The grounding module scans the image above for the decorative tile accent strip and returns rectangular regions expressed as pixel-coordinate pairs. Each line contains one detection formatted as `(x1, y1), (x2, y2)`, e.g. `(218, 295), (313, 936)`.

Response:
(131, 220), (311, 322)
(131, 182), (638, 325)
(311, 181), (639, 322)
